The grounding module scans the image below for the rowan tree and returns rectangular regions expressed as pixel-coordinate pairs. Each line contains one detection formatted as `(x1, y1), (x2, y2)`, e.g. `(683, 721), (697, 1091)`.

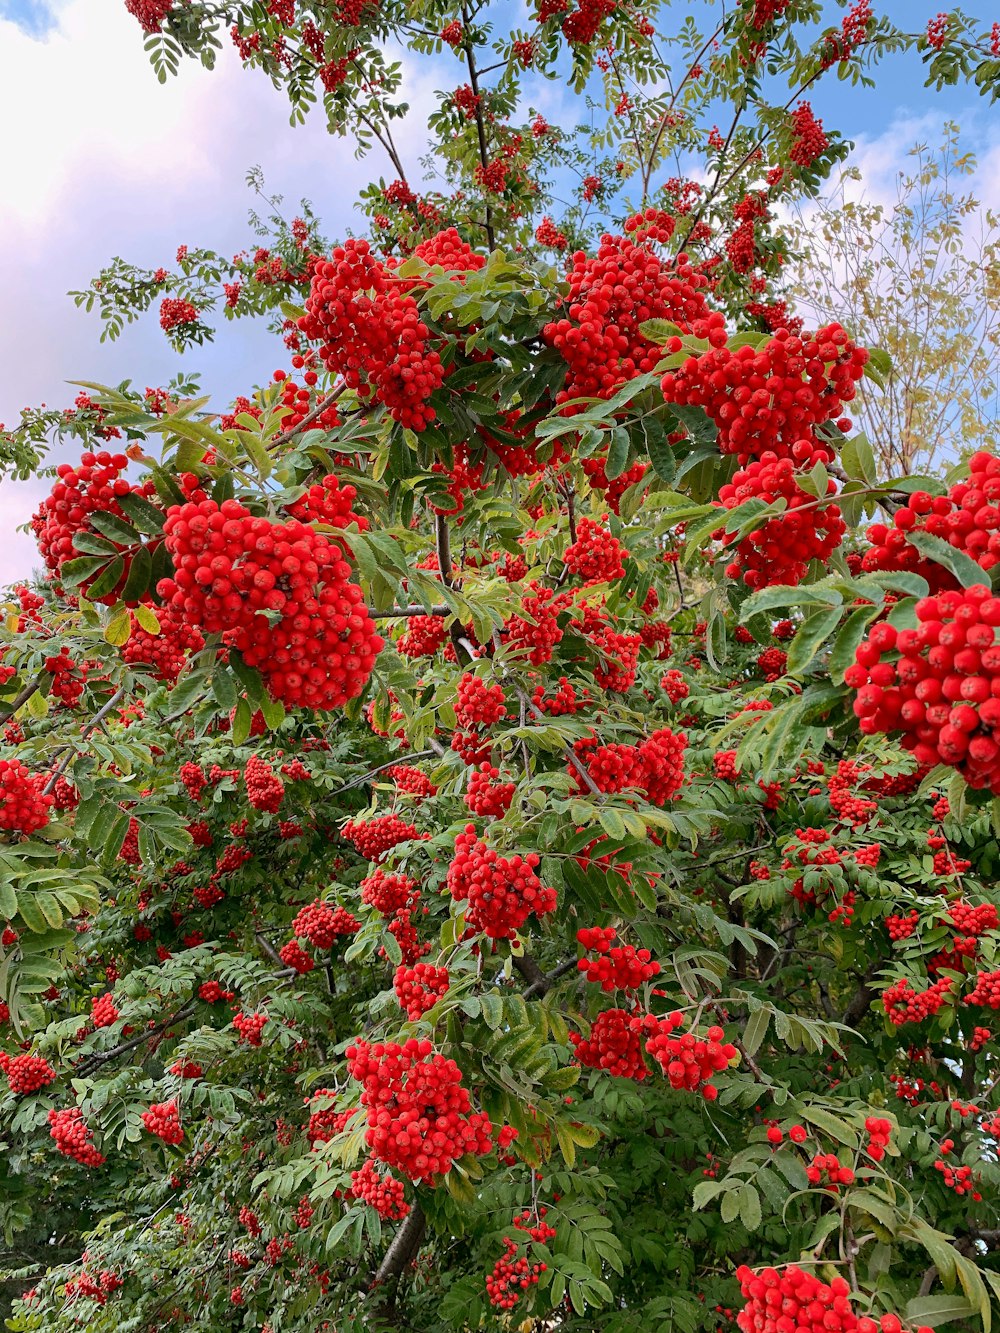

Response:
(788, 121), (1000, 477)
(2, 4), (1000, 1332)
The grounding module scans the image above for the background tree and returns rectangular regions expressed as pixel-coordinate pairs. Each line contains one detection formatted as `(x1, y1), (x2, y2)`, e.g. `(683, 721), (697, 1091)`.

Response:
(788, 122), (1000, 477)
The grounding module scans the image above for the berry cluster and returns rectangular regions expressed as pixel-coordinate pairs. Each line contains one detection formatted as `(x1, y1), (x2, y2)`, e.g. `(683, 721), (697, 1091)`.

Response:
(543, 230), (715, 406)
(882, 976), (953, 1025)
(122, 605), (205, 683)
(292, 899), (360, 948)
(299, 239), (446, 429)
(639, 1012), (738, 1099)
(455, 673), (507, 729)
(564, 518), (629, 584)
(91, 993), (119, 1028)
(570, 1007), (649, 1079)
(159, 298), (199, 331)
(660, 324), (867, 464)
(486, 1236), (548, 1310)
(735, 1266), (929, 1333)
(447, 825), (557, 939)
(863, 453), (1000, 589)
(141, 1100), (184, 1144)
(863, 1116), (892, 1160)
(360, 867), (419, 915)
(966, 969), (1000, 1008)
(233, 1011), (269, 1046)
(0, 758), (53, 835)
(661, 668), (690, 702)
(789, 103), (829, 166)
(935, 1141), (981, 1198)
(571, 728), (687, 805)
(716, 452), (845, 589)
(393, 962), (449, 1019)
(245, 754), (285, 813)
(576, 927), (660, 991)
(805, 1151), (855, 1189)
(306, 1090), (356, 1145)
(1, 1052), (56, 1095)
(465, 763), (515, 817)
(48, 1107), (105, 1167)
(342, 815), (423, 862)
(350, 1158), (410, 1218)
(849, 588), (1000, 791)
(345, 1038), (496, 1182)
(159, 498), (383, 711)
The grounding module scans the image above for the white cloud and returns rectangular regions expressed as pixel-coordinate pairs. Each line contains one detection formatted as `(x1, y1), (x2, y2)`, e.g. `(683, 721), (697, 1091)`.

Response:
(0, 0), (437, 585)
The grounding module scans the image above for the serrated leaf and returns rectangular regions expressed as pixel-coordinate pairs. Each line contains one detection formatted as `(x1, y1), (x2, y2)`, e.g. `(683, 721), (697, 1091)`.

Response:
(907, 530), (989, 590)
(786, 607), (843, 676)
(104, 608), (132, 647)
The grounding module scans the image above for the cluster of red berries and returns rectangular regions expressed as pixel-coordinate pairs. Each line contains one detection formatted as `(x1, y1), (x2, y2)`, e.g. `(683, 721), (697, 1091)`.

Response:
(882, 976), (953, 1025)
(0, 758), (53, 835)
(350, 1158), (410, 1218)
(361, 867), (419, 915)
(638, 1012), (738, 1099)
(343, 814), (423, 862)
(564, 518), (629, 584)
(141, 1100), (184, 1144)
(849, 587), (1000, 791)
(827, 760), (878, 825)
(576, 927), (660, 991)
(345, 1038), (496, 1182)
(806, 1151), (855, 1190)
(159, 298), (199, 332)
(285, 473), (366, 544)
(486, 1235), (548, 1310)
(305, 1090), (356, 1146)
(502, 583), (571, 665)
(245, 754), (285, 813)
(660, 324), (867, 464)
(32, 450), (160, 600)
(886, 910), (920, 941)
(465, 763), (515, 817)
(535, 216), (568, 249)
(735, 1266), (930, 1333)
(864, 1116), (893, 1160)
(863, 453), (1000, 590)
(122, 605), (205, 683)
(716, 452), (845, 589)
(542, 229), (715, 407)
(447, 825), (557, 939)
(291, 899), (360, 949)
(935, 1141), (981, 1198)
(387, 765), (436, 799)
(233, 1011), (269, 1046)
(455, 673), (507, 729)
(393, 962), (450, 1019)
(91, 993), (119, 1028)
(299, 238), (446, 430)
(398, 615), (448, 658)
(1, 1052), (56, 1095)
(125, 0), (174, 33)
(532, 676), (590, 716)
(966, 969), (1000, 1007)
(160, 497), (383, 711)
(279, 939), (315, 973)
(788, 102), (829, 166)
(571, 727), (687, 805)
(48, 1107), (105, 1167)
(661, 669), (689, 702)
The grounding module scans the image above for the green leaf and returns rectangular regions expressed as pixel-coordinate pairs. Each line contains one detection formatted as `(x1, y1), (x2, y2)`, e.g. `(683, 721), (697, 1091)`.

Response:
(89, 510), (141, 546)
(0, 882), (17, 919)
(786, 607), (843, 676)
(642, 414), (676, 483)
(116, 493), (167, 534)
(84, 557), (125, 602)
(120, 542), (153, 603)
(739, 1184), (762, 1232)
(741, 1007), (770, 1058)
(828, 606), (880, 683)
(104, 608), (132, 647)
(638, 318), (685, 344)
(604, 428), (631, 481)
(903, 1296), (978, 1328)
(906, 530), (989, 590)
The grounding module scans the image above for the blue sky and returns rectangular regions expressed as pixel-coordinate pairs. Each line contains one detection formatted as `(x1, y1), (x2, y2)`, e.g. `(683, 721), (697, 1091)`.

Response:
(1, 0), (998, 583)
